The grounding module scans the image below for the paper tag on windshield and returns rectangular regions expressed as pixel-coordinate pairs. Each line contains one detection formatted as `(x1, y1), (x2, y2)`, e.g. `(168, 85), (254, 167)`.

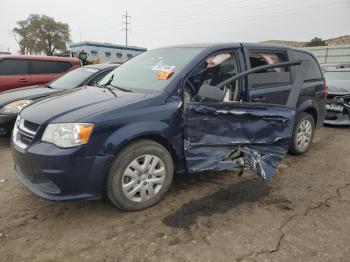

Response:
(157, 70), (174, 80)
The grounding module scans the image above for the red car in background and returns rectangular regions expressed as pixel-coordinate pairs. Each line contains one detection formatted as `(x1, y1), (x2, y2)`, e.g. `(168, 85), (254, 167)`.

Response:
(0, 55), (80, 92)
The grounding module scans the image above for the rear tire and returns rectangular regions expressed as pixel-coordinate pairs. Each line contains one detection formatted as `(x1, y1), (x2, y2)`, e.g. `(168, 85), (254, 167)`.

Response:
(106, 139), (174, 211)
(289, 112), (315, 155)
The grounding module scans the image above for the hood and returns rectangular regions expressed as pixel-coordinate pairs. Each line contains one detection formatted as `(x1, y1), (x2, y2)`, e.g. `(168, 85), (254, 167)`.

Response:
(328, 79), (350, 95)
(20, 86), (158, 125)
(0, 85), (58, 107)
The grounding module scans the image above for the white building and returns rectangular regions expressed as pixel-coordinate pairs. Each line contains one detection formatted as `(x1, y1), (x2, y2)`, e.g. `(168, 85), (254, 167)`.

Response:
(69, 41), (147, 63)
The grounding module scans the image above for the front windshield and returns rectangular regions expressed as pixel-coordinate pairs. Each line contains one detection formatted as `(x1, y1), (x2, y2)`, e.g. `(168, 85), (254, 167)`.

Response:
(107, 47), (204, 93)
(325, 71), (350, 81)
(50, 67), (99, 90)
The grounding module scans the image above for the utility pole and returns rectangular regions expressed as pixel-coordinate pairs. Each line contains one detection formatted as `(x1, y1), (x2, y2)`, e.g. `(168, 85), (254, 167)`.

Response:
(122, 11), (131, 46)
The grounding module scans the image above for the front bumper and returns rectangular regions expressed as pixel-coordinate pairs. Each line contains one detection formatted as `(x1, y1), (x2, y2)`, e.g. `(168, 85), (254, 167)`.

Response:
(12, 142), (114, 201)
(325, 94), (350, 125)
(0, 114), (17, 135)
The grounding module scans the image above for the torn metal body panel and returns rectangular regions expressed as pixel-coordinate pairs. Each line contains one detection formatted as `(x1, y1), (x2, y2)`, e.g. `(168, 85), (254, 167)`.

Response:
(325, 93), (350, 125)
(184, 60), (308, 181)
(324, 78), (350, 125)
(184, 103), (295, 181)
(324, 70), (350, 125)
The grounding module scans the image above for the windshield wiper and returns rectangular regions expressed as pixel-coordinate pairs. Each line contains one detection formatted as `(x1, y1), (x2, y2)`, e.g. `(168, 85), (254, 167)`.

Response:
(102, 74), (114, 87)
(97, 74), (133, 93)
(108, 84), (133, 93)
(103, 85), (118, 97)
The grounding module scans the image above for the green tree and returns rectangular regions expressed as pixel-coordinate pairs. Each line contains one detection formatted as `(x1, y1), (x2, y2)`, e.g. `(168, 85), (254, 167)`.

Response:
(304, 37), (327, 47)
(13, 15), (38, 55)
(13, 14), (71, 55)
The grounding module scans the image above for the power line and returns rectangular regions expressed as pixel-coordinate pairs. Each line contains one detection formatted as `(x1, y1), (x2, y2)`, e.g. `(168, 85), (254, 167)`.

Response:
(134, 0), (347, 29)
(133, 0), (337, 24)
(134, 0), (279, 22)
(122, 11), (131, 46)
(134, 2), (349, 31)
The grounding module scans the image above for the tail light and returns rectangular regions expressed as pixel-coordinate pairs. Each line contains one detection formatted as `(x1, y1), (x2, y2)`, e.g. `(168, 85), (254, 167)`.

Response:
(324, 81), (328, 98)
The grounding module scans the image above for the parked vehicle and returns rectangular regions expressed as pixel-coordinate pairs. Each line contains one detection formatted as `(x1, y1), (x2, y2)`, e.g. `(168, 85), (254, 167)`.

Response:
(12, 43), (326, 210)
(324, 67), (350, 125)
(321, 63), (350, 72)
(0, 64), (117, 135)
(0, 55), (80, 92)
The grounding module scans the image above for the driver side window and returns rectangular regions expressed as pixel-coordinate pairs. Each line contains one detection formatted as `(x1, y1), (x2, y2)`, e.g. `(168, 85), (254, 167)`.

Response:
(184, 51), (238, 103)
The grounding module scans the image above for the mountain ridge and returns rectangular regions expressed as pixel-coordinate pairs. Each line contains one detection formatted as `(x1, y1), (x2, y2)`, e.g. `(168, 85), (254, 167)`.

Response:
(262, 35), (350, 47)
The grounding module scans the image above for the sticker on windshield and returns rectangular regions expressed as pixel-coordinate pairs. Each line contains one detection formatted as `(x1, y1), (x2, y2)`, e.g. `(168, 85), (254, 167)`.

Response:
(157, 70), (174, 80)
(152, 65), (175, 71)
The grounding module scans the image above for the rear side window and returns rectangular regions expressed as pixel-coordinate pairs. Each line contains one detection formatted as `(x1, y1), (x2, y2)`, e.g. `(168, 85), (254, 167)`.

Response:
(248, 51), (291, 88)
(0, 59), (29, 75)
(291, 51), (322, 81)
(31, 60), (65, 74)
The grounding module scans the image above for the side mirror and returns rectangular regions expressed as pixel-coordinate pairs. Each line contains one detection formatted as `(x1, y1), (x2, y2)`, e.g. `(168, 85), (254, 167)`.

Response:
(196, 84), (224, 102)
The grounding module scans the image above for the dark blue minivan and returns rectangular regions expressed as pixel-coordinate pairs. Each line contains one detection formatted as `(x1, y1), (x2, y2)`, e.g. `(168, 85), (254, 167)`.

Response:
(12, 43), (326, 210)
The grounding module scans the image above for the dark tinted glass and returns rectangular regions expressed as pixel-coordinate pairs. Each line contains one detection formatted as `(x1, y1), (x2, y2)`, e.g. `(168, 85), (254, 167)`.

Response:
(58, 61), (73, 72)
(0, 59), (29, 75)
(291, 51), (322, 81)
(31, 60), (64, 74)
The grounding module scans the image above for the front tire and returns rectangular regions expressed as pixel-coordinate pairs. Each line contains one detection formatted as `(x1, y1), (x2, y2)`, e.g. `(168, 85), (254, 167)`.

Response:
(106, 139), (174, 211)
(289, 112), (315, 155)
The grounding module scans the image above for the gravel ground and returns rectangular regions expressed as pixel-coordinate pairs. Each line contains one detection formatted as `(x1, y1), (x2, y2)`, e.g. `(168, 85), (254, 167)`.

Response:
(0, 126), (350, 262)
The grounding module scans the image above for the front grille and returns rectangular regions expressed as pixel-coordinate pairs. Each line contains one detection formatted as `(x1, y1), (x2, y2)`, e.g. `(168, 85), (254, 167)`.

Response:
(23, 120), (40, 133)
(13, 117), (40, 149)
(19, 132), (34, 145)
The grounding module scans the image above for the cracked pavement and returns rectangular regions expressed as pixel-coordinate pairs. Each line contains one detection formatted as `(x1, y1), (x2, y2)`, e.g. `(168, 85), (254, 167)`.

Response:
(1, 126), (350, 262)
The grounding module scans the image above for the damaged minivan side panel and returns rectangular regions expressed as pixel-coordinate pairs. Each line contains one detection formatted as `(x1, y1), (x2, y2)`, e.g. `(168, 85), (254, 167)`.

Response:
(184, 103), (295, 180)
(184, 60), (309, 181)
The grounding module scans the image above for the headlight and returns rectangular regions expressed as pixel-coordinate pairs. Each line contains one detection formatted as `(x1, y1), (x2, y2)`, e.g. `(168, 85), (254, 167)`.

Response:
(42, 123), (94, 148)
(12, 115), (21, 141)
(0, 100), (33, 114)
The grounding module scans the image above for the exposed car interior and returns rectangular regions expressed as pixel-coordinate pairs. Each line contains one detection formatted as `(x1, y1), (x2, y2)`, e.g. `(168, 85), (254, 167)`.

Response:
(183, 52), (239, 102)
(249, 52), (287, 73)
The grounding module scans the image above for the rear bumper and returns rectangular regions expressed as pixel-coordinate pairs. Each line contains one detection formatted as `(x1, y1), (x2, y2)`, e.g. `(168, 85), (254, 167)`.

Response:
(0, 114), (16, 135)
(324, 104), (350, 125)
(324, 112), (350, 125)
(12, 142), (114, 201)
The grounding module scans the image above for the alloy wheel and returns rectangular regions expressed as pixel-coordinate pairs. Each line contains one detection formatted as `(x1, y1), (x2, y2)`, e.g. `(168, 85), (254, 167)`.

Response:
(296, 119), (312, 151)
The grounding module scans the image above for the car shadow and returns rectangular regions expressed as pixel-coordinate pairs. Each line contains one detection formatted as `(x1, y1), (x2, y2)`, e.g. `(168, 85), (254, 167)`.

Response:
(0, 136), (11, 147)
(163, 178), (270, 229)
(323, 124), (350, 129)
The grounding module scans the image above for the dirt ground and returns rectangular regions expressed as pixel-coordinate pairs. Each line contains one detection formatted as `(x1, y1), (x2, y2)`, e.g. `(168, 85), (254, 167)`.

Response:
(0, 126), (350, 262)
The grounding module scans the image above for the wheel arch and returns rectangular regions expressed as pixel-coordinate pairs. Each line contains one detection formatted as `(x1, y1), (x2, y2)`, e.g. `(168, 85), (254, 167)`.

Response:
(101, 120), (184, 172)
(304, 107), (318, 126)
(115, 134), (179, 165)
(297, 100), (319, 127)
